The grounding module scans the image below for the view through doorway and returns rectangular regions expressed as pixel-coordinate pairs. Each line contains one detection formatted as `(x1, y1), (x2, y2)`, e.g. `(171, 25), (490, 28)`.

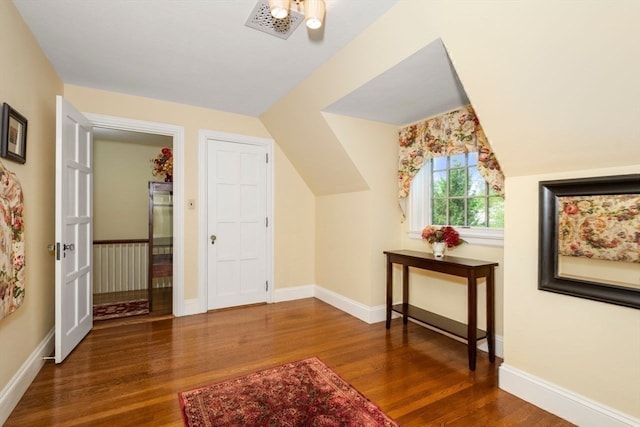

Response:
(92, 128), (174, 323)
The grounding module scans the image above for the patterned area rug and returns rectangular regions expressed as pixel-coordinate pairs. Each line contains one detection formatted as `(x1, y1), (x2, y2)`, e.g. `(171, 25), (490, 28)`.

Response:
(93, 299), (149, 321)
(178, 357), (398, 427)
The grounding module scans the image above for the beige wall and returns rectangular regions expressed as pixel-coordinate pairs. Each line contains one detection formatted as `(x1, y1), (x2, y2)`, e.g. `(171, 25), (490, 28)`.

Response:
(64, 85), (316, 300)
(504, 165), (640, 417)
(93, 139), (162, 240)
(318, 114), (400, 306)
(0, 0), (62, 398)
(273, 143), (315, 288)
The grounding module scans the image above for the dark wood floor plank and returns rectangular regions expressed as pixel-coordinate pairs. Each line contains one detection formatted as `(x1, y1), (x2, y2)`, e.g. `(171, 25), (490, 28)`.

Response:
(6, 298), (573, 426)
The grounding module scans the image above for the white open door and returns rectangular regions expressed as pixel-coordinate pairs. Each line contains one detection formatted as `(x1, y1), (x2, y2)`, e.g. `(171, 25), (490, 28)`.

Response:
(207, 139), (269, 310)
(55, 96), (93, 363)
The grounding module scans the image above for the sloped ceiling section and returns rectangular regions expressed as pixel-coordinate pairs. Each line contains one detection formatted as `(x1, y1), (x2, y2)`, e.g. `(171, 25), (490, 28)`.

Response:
(261, 37), (471, 196)
(324, 39), (469, 126)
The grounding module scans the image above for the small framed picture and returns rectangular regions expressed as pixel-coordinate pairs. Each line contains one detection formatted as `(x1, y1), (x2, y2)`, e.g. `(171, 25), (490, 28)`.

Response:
(1, 103), (28, 164)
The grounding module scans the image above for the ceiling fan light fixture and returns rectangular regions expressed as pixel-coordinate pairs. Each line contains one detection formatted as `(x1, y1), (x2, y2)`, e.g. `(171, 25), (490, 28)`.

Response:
(304, 0), (325, 29)
(269, 0), (290, 19)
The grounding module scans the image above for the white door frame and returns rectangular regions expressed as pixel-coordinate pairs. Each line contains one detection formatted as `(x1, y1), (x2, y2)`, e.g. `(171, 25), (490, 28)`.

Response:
(198, 130), (274, 313)
(85, 113), (186, 316)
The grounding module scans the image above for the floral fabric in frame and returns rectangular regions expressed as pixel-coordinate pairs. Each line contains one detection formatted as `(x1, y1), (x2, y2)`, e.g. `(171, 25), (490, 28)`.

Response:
(558, 194), (640, 263)
(0, 160), (25, 320)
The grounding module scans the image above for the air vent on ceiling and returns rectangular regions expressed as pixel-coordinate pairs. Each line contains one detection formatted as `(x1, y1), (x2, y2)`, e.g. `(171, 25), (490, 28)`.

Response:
(245, 0), (304, 39)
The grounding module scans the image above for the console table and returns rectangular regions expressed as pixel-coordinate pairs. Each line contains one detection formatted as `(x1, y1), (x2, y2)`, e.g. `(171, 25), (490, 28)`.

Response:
(384, 249), (498, 371)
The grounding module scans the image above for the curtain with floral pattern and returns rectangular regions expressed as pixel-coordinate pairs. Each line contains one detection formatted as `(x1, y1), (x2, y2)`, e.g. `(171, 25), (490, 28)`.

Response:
(398, 105), (505, 217)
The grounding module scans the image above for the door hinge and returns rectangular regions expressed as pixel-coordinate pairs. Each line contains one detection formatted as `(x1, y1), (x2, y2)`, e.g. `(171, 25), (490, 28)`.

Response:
(265, 281), (269, 291)
(266, 153), (269, 163)
(265, 217), (268, 227)
(56, 242), (60, 261)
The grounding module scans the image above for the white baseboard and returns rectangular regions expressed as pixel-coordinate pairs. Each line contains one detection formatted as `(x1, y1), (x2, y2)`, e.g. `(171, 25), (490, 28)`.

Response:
(0, 328), (55, 425)
(499, 363), (639, 427)
(274, 285), (315, 302)
(478, 334), (504, 359)
(182, 298), (201, 316)
(313, 286), (383, 324)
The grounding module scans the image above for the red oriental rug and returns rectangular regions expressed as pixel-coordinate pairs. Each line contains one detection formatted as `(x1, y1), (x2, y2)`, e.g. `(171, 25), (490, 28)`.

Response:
(178, 357), (398, 427)
(93, 299), (149, 321)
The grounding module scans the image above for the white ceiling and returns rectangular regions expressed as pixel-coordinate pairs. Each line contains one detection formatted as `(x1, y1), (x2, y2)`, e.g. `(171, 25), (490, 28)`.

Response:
(325, 38), (469, 125)
(13, 0), (467, 125)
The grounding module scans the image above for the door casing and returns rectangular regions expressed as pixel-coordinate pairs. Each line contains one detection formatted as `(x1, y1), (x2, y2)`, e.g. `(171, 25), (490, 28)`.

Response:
(85, 113), (186, 316)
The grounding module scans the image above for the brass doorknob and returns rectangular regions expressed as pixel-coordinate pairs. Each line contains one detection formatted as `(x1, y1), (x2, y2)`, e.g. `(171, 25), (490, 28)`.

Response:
(210, 235), (217, 245)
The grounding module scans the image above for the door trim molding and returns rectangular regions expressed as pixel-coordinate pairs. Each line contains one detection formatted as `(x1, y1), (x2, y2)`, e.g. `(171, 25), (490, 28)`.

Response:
(85, 113), (187, 316)
(198, 129), (274, 313)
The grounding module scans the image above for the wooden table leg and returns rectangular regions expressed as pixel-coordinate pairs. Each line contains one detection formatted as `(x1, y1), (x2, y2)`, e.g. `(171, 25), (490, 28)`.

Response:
(402, 265), (409, 325)
(467, 272), (477, 371)
(487, 267), (495, 363)
(386, 255), (392, 329)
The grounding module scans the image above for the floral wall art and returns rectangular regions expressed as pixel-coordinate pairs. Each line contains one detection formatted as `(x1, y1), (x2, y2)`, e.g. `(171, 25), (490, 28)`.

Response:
(558, 194), (640, 263)
(539, 175), (640, 309)
(0, 160), (25, 320)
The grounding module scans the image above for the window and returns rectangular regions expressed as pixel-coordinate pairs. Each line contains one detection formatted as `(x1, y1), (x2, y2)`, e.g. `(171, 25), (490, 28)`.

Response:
(409, 152), (504, 246)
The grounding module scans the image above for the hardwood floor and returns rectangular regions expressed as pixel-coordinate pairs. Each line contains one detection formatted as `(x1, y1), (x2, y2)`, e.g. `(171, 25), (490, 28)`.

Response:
(6, 298), (573, 426)
(93, 287), (173, 327)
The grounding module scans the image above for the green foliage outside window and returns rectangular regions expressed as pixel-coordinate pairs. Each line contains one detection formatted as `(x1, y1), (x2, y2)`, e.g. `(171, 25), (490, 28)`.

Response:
(430, 152), (504, 228)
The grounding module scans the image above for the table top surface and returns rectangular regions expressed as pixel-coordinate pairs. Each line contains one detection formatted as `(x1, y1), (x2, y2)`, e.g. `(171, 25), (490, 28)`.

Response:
(384, 249), (499, 268)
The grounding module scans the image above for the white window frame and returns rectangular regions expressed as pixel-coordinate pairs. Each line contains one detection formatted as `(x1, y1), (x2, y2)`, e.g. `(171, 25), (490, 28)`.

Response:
(407, 160), (504, 247)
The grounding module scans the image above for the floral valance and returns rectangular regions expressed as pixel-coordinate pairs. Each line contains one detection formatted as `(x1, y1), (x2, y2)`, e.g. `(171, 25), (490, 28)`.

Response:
(0, 160), (25, 321)
(398, 105), (505, 214)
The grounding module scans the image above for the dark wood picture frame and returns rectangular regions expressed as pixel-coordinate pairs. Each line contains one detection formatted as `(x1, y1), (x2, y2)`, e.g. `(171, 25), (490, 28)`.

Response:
(538, 174), (640, 309)
(1, 103), (28, 164)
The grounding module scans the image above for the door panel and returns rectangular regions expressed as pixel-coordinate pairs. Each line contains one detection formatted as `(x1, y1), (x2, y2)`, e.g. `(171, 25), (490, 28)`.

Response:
(207, 140), (267, 310)
(55, 96), (93, 363)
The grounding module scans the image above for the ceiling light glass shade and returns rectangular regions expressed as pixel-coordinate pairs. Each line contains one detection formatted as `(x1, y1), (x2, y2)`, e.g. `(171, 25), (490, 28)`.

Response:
(269, 0), (290, 19)
(304, 0), (325, 29)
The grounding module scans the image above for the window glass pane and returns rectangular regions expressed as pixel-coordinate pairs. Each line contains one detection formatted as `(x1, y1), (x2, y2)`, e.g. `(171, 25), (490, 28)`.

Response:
(467, 167), (486, 196)
(468, 151), (478, 166)
(432, 171), (447, 198)
(450, 153), (466, 168)
(449, 168), (466, 197)
(432, 156), (447, 171)
(449, 198), (465, 226)
(468, 197), (486, 226)
(489, 197), (505, 228)
(432, 198), (447, 225)
(414, 151), (504, 234)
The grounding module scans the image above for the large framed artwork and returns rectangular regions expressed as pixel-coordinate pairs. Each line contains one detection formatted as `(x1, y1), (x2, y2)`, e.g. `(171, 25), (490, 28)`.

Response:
(539, 174), (640, 309)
